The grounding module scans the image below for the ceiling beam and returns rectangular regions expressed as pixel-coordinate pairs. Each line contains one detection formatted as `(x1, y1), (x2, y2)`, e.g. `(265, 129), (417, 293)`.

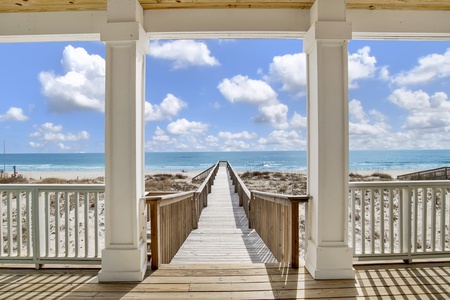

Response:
(0, 11), (105, 42)
(0, 8), (449, 42)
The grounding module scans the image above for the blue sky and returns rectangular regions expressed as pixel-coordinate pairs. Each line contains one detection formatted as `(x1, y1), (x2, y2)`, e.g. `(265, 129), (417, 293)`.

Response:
(1, 39), (450, 153)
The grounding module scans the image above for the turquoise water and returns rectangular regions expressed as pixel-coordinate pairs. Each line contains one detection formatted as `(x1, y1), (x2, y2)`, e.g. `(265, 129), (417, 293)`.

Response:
(1, 150), (450, 173)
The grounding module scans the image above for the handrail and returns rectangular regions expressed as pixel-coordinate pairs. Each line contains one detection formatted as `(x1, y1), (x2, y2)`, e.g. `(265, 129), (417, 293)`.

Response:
(192, 163), (217, 182)
(193, 162), (219, 227)
(251, 190), (310, 268)
(397, 167), (450, 181)
(143, 191), (196, 269)
(226, 162), (251, 218)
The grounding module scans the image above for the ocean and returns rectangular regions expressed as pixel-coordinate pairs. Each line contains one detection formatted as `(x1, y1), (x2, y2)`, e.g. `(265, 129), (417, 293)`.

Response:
(1, 150), (450, 173)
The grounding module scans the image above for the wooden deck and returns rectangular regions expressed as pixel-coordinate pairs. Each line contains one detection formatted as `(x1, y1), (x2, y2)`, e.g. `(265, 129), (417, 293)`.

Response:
(1, 262), (449, 299)
(171, 163), (277, 264)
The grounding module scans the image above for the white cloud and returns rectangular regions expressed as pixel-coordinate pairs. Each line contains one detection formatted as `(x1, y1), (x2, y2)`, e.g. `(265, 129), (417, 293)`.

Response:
(391, 48), (450, 86)
(39, 45), (105, 113)
(222, 140), (251, 151)
(388, 88), (432, 111)
(205, 135), (219, 147)
(348, 99), (390, 149)
(379, 66), (390, 81)
(0, 107), (28, 121)
(290, 112), (307, 129)
(348, 46), (377, 88)
(349, 99), (368, 123)
(145, 94), (187, 122)
(166, 118), (209, 135)
(149, 40), (219, 69)
(218, 131), (257, 140)
(258, 130), (305, 150)
(254, 103), (289, 129)
(388, 88), (450, 130)
(266, 53), (307, 95)
(29, 122), (89, 150)
(210, 102), (222, 110)
(217, 75), (278, 105)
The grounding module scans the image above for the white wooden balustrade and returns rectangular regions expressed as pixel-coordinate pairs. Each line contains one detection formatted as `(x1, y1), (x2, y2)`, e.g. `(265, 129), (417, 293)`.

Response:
(349, 181), (450, 262)
(0, 184), (105, 268)
(1, 179), (449, 269)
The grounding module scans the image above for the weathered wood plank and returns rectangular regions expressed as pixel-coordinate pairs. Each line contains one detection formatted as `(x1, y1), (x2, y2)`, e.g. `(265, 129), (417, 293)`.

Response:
(0, 262), (449, 299)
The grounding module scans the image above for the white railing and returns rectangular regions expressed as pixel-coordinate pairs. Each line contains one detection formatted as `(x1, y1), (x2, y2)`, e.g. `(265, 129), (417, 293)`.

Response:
(0, 184), (105, 268)
(2, 180), (449, 268)
(349, 181), (450, 262)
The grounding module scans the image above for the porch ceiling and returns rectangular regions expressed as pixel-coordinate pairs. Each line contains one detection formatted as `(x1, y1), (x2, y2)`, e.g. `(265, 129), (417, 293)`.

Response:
(2, 0), (450, 13)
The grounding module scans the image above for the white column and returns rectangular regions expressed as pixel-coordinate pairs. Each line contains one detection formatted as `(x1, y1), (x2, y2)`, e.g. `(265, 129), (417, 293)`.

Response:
(303, 0), (354, 279)
(98, 0), (149, 282)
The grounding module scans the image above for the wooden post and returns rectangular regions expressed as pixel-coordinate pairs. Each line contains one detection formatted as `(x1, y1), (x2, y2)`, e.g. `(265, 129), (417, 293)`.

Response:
(291, 199), (300, 268)
(150, 200), (161, 269)
(193, 192), (199, 229)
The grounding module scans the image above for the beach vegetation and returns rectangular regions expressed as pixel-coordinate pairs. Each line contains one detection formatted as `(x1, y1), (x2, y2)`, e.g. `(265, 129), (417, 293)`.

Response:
(349, 172), (393, 182)
(145, 174), (198, 192)
(371, 172), (393, 180)
(0, 177), (29, 184)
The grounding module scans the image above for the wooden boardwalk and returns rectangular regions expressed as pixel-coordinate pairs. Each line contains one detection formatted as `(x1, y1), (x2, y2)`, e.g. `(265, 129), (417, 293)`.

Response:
(171, 163), (277, 264)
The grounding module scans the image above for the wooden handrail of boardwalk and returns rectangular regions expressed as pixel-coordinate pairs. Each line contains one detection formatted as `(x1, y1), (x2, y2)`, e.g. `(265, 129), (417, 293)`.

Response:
(251, 191), (309, 268)
(171, 162), (277, 264)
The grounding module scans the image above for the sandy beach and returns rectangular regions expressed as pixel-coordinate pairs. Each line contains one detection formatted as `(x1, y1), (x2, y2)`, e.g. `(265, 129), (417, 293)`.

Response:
(16, 169), (413, 181)
(18, 170), (200, 181)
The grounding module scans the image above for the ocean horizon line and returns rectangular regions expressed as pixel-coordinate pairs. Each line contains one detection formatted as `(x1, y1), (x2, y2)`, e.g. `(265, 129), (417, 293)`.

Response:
(1, 150), (450, 173)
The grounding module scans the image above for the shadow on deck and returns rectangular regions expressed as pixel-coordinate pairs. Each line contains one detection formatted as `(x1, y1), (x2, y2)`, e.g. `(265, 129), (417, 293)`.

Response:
(1, 261), (449, 299)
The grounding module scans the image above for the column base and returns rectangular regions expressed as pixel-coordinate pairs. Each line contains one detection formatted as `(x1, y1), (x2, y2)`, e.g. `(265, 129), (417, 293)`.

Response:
(305, 240), (355, 279)
(98, 242), (147, 282)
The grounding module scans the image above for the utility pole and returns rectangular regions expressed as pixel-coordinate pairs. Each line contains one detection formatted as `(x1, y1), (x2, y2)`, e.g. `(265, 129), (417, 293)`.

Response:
(3, 140), (5, 173)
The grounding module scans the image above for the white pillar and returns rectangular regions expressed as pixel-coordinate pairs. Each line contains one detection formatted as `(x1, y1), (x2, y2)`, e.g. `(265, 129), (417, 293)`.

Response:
(303, 0), (354, 279)
(98, 0), (149, 282)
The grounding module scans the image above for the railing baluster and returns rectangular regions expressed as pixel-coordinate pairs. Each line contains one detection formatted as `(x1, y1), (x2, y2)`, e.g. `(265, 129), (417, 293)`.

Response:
(65, 191), (69, 257)
(440, 187), (446, 251)
(413, 187), (419, 253)
(430, 187), (436, 252)
(422, 187), (427, 252)
(7, 191), (13, 256)
(85, 192), (89, 258)
(95, 192), (99, 257)
(75, 191), (79, 258)
(17, 191), (23, 257)
(370, 189), (375, 254)
(361, 189), (366, 255)
(388, 188), (394, 254)
(45, 191), (50, 258)
(26, 191), (32, 257)
(55, 192), (60, 257)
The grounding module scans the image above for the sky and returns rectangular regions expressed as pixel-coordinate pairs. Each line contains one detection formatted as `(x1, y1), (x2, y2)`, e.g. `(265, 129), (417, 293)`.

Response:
(0, 39), (450, 153)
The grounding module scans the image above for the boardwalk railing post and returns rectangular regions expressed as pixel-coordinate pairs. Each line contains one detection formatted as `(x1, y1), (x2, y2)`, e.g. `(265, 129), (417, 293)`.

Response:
(150, 200), (161, 269)
(402, 187), (412, 263)
(193, 192), (199, 229)
(290, 198), (300, 268)
(248, 192), (254, 229)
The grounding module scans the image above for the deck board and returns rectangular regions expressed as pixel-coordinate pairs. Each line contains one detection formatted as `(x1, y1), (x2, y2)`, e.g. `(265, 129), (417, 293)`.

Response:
(1, 262), (450, 299)
(171, 164), (277, 264)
